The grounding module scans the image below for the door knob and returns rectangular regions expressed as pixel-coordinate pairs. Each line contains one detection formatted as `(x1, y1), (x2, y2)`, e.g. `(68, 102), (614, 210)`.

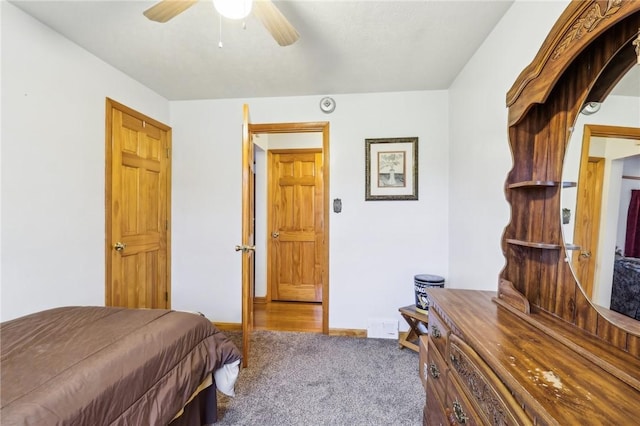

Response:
(235, 245), (256, 253)
(272, 232), (280, 238)
(114, 242), (127, 252)
(580, 250), (592, 258)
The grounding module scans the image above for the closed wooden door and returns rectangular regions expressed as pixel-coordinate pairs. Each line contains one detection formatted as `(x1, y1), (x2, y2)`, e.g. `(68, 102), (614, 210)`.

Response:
(106, 99), (171, 309)
(572, 157), (604, 299)
(268, 149), (324, 302)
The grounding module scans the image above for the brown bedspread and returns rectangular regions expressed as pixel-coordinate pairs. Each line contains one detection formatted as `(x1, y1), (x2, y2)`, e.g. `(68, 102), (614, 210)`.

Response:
(0, 306), (241, 425)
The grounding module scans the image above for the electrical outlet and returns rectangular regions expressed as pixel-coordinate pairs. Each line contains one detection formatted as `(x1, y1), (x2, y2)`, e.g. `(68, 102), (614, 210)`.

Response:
(367, 318), (399, 339)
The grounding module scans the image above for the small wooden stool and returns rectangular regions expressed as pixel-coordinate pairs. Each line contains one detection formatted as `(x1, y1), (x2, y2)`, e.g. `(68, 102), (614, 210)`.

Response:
(398, 304), (429, 352)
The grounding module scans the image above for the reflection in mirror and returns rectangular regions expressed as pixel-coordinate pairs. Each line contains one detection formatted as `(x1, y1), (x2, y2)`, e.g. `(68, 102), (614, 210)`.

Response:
(562, 64), (640, 325)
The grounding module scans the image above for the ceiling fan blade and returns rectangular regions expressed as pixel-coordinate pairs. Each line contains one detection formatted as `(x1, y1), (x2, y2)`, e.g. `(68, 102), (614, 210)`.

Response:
(143, 0), (198, 23)
(252, 0), (299, 47)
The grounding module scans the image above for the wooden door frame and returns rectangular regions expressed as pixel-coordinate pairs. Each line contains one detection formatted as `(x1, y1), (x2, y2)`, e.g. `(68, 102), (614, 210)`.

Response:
(105, 98), (172, 307)
(249, 122), (330, 334)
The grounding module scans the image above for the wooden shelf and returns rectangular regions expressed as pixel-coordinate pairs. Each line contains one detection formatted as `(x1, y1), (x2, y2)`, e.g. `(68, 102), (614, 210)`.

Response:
(506, 238), (562, 250)
(508, 181), (576, 189)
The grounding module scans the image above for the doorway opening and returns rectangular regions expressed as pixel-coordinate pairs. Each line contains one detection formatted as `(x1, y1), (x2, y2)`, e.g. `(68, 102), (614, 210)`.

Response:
(250, 122), (330, 334)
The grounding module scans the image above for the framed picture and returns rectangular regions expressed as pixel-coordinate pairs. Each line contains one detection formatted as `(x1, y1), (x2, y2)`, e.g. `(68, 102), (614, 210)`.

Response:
(365, 137), (418, 201)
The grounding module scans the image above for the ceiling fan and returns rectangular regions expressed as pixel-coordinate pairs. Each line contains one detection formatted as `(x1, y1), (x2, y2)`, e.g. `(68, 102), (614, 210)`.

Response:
(143, 0), (299, 46)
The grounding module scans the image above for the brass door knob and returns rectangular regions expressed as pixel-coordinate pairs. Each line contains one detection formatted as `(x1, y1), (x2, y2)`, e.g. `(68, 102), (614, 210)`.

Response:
(114, 242), (127, 252)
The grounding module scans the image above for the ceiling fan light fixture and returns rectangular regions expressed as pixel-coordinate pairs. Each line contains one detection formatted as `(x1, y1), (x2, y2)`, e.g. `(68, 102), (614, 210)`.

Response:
(213, 0), (253, 20)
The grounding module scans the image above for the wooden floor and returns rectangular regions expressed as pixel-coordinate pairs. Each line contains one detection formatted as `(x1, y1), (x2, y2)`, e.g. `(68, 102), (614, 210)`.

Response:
(254, 301), (323, 333)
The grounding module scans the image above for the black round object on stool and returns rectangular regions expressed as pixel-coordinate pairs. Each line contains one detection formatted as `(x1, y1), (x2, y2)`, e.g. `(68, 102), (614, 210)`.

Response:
(414, 274), (445, 313)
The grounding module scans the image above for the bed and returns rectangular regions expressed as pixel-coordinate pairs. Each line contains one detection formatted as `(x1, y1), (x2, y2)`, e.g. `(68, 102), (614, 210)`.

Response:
(0, 306), (242, 425)
(610, 256), (640, 320)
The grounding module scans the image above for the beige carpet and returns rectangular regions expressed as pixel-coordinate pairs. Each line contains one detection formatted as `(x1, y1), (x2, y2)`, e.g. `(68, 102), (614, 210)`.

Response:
(216, 330), (423, 425)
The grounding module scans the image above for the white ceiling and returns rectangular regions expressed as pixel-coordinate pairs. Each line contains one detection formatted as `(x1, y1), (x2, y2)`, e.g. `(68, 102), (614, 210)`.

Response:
(8, 0), (640, 101)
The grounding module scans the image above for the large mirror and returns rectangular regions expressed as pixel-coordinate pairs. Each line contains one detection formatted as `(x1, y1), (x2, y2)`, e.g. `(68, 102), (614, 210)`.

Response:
(562, 57), (640, 325)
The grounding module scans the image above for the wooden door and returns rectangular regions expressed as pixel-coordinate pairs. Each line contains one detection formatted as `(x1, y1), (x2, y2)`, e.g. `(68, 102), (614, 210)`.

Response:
(572, 157), (604, 298)
(106, 99), (171, 309)
(239, 104), (255, 368)
(268, 149), (324, 302)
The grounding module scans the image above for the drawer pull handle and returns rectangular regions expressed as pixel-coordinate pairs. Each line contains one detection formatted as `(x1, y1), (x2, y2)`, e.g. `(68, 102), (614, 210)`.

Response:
(450, 354), (460, 368)
(452, 400), (468, 424)
(429, 362), (440, 379)
(431, 324), (441, 338)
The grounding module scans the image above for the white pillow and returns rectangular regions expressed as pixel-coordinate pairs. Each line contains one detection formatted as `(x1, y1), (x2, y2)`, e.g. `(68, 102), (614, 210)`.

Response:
(214, 359), (241, 397)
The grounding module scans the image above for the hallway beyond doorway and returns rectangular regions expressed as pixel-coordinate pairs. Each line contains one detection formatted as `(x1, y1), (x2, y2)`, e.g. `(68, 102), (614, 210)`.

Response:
(254, 301), (322, 333)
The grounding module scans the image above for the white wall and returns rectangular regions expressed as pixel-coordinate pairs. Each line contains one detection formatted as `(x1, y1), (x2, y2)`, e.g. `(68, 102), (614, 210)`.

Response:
(0, 2), (170, 320)
(4, 0), (621, 330)
(448, 0), (569, 290)
(170, 91), (450, 329)
(449, 0), (640, 298)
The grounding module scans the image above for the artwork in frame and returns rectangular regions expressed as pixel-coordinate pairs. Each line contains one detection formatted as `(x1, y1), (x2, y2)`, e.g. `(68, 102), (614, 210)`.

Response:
(365, 137), (418, 201)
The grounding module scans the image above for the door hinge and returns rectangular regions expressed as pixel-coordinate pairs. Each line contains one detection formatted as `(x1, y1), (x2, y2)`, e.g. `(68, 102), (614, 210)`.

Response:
(165, 292), (169, 302)
(165, 220), (169, 230)
(166, 148), (170, 158)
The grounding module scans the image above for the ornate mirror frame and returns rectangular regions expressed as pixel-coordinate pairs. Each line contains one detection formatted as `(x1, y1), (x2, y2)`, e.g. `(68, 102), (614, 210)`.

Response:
(498, 0), (640, 357)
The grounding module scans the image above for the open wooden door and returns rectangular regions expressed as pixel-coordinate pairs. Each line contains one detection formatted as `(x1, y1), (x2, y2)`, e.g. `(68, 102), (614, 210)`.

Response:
(572, 157), (604, 298)
(237, 104), (255, 368)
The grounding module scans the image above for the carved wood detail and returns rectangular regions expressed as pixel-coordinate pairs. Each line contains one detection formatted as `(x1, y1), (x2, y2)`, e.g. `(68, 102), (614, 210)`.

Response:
(552, 0), (623, 60)
(502, 0), (640, 353)
(449, 341), (512, 425)
(422, 3), (640, 424)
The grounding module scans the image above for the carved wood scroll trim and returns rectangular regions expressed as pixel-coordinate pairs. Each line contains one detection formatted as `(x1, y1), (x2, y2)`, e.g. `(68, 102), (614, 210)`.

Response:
(449, 340), (519, 425)
(551, 0), (623, 60)
(505, 0), (635, 126)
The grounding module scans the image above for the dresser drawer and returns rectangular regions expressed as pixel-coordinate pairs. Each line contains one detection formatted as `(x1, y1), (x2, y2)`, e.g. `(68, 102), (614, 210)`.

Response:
(427, 337), (448, 405)
(425, 378), (449, 426)
(428, 308), (450, 360)
(449, 334), (532, 426)
(446, 371), (483, 425)
(419, 335), (429, 390)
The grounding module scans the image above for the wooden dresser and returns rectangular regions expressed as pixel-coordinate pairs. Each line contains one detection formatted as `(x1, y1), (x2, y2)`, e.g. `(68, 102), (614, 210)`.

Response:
(422, 289), (640, 425)
(420, 1), (640, 425)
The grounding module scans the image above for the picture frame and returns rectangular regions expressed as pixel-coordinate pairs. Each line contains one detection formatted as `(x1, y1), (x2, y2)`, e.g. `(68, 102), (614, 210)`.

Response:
(365, 137), (418, 201)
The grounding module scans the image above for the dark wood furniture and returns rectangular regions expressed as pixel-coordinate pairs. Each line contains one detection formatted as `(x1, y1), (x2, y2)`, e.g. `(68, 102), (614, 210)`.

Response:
(423, 1), (640, 424)
(419, 335), (429, 390)
(399, 304), (429, 352)
(426, 290), (640, 425)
